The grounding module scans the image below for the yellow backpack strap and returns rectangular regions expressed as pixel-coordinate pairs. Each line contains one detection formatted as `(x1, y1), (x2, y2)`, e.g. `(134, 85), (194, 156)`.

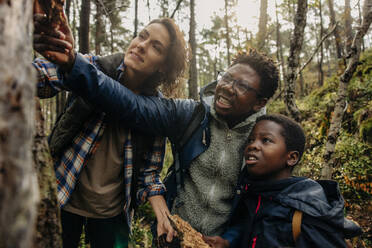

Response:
(292, 210), (303, 244)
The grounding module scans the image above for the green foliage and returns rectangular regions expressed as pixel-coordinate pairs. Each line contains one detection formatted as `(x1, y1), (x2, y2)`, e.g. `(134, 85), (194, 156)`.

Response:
(267, 99), (287, 115)
(359, 117), (372, 144)
(129, 216), (153, 248)
(296, 49), (372, 211)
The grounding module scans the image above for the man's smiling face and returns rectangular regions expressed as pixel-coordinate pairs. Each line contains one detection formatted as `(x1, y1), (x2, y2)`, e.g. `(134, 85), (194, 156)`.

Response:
(214, 63), (266, 126)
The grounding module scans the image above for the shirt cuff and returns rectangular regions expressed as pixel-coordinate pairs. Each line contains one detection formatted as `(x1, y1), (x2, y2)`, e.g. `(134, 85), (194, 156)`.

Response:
(137, 184), (166, 204)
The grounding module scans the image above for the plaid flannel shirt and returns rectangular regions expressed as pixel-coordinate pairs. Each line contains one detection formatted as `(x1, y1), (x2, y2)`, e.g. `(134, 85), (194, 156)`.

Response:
(33, 55), (166, 226)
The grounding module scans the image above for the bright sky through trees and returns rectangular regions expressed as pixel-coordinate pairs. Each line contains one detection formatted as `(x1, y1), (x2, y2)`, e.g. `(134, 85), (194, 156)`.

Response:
(128, 0), (361, 40)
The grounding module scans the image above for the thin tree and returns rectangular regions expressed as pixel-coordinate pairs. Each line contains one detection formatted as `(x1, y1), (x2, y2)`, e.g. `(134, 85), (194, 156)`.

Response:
(161, 0), (169, 17)
(134, 0), (138, 37)
(95, 0), (104, 55)
(321, 0), (372, 179)
(0, 1), (39, 247)
(65, 0), (72, 21)
(224, 0), (231, 65)
(257, 0), (268, 51)
(358, 0), (366, 51)
(318, 0), (325, 87)
(327, 0), (343, 61)
(344, 0), (353, 55)
(79, 0), (91, 53)
(188, 0), (198, 100)
(275, 0), (285, 95)
(284, 0), (308, 122)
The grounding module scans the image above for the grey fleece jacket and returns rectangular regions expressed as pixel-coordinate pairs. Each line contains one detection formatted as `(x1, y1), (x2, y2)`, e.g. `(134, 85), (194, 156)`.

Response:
(172, 101), (265, 236)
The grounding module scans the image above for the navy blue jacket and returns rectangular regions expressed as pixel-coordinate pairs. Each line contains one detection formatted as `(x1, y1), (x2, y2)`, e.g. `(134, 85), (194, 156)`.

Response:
(62, 53), (214, 170)
(226, 170), (362, 248)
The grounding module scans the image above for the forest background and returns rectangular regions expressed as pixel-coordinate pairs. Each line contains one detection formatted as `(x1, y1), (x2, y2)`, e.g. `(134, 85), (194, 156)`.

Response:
(0, 0), (371, 248)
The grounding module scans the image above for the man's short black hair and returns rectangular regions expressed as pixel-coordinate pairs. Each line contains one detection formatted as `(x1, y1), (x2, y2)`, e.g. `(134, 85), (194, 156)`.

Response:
(231, 48), (279, 99)
(256, 114), (306, 165)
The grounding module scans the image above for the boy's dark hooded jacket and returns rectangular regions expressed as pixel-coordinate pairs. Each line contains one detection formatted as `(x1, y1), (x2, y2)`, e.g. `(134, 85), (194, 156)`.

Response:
(228, 172), (361, 248)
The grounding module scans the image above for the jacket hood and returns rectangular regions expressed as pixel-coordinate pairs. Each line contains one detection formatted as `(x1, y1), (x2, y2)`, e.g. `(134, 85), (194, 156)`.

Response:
(199, 80), (217, 108)
(243, 176), (361, 237)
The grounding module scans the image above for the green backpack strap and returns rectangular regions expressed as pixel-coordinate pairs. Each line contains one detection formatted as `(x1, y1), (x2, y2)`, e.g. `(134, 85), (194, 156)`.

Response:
(292, 209), (303, 244)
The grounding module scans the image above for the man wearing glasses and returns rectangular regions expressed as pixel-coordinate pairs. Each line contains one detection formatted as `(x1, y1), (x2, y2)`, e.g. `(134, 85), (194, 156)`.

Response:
(46, 48), (279, 245)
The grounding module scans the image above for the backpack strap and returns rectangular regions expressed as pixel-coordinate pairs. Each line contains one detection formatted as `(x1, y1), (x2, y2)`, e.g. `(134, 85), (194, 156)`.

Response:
(177, 102), (206, 149)
(292, 210), (303, 244)
(174, 102), (206, 188)
(164, 102), (206, 208)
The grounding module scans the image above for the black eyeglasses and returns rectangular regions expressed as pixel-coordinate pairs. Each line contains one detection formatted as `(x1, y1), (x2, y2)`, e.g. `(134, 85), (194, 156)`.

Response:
(217, 71), (261, 97)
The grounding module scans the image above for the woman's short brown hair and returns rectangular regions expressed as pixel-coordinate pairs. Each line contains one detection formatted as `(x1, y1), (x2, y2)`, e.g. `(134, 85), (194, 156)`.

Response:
(145, 18), (189, 96)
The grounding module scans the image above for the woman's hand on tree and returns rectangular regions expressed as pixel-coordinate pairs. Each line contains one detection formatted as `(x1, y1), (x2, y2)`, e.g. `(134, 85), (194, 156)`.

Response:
(33, 4), (76, 72)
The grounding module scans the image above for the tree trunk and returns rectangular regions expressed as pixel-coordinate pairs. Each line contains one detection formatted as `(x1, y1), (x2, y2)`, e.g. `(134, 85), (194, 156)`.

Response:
(318, 0), (324, 87)
(188, 0), (198, 100)
(0, 1), (39, 247)
(65, 0), (71, 21)
(161, 0), (169, 17)
(32, 100), (62, 248)
(275, 0), (285, 95)
(134, 0), (138, 37)
(344, 0), (353, 55)
(321, 0), (372, 179)
(71, 0), (77, 41)
(95, 0), (104, 55)
(56, 92), (67, 118)
(327, 0), (343, 60)
(257, 0), (268, 51)
(358, 0), (366, 51)
(224, 0), (231, 65)
(284, 0), (307, 122)
(79, 0), (90, 53)
(299, 70), (305, 97)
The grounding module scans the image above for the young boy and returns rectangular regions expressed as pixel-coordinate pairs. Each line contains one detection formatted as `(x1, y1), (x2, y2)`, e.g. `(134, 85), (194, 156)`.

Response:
(204, 114), (361, 248)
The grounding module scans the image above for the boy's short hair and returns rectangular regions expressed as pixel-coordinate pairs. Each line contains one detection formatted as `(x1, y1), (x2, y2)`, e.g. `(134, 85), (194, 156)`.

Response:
(256, 114), (306, 164)
(231, 48), (279, 99)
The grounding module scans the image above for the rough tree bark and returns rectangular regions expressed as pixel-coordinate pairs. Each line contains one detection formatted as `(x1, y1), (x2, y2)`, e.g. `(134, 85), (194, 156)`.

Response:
(0, 1), (39, 247)
(257, 0), (268, 51)
(32, 101), (62, 248)
(321, 0), (372, 179)
(284, 0), (307, 122)
(79, 0), (90, 53)
(188, 0), (198, 100)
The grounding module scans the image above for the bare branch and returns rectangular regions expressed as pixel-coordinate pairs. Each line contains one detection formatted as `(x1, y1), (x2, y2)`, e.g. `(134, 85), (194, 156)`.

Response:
(297, 24), (337, 75)
(170, 0), (184, 18)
